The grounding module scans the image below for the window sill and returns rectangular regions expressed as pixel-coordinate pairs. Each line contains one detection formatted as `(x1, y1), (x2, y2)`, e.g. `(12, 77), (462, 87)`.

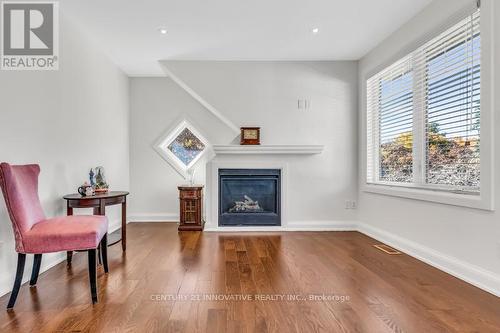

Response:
(362, 183), (493, 211)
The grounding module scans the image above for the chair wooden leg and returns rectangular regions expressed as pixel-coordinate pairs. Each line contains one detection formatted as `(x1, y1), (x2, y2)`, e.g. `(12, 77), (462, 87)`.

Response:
(88, 249), (98, 304)
(30, 254), (42, 286)
(7, 253), (26, 309)
(100, 234), (109, 273)
(97, 246), (102, 265)
(66, 251), (73, 266)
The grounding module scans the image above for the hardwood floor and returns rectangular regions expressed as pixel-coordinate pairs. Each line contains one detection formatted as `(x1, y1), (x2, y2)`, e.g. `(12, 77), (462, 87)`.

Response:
(0, 223), (499, 332)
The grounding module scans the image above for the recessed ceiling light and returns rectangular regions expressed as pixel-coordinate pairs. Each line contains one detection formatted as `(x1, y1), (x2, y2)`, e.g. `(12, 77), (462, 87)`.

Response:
(158, 27), (168, 35)
(312, 28), (319, 35)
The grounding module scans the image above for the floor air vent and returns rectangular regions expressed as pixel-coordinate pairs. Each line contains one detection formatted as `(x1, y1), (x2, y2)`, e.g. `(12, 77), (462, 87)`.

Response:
(373, 244), (401, 255)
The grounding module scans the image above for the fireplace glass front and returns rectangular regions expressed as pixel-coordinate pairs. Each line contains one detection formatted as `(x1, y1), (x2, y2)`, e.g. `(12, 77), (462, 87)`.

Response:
(218, 169), (281, 226)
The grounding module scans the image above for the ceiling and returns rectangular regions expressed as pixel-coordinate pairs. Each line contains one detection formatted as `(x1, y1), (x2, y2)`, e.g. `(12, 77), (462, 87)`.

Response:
(60, 0), (433, 76)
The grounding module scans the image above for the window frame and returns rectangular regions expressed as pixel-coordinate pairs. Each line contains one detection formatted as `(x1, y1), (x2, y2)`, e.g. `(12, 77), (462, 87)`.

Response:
(153, 119), (211, 179)
(362, 3), (494, 211)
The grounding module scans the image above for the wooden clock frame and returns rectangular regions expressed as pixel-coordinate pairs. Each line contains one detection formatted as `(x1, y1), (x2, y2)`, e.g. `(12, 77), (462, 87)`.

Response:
(240, 127), (260, 145)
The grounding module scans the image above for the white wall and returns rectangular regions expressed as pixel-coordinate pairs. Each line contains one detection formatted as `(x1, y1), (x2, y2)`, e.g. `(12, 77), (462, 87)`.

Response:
(129, 61), (358, 224)
(0, 16), (129, 297)
(358, 0), (500, 295)
(129, 77), (234, 220)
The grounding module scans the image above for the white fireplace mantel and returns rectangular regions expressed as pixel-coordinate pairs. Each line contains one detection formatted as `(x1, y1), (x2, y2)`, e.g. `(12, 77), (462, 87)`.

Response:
(205, 144), (325, 231)
(212, 144), (324, 155)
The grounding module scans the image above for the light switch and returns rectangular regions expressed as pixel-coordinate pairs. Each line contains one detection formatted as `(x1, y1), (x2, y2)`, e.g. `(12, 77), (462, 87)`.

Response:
(298, 99), (310, 110)
(298, 99), (305, 109)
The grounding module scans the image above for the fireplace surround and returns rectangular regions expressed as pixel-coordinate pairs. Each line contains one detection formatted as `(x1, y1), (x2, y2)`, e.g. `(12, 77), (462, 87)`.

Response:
(204, 144), (323, 231)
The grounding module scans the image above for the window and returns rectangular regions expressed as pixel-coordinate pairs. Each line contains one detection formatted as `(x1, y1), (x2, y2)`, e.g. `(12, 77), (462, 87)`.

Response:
(154, 120), (210, 178)
(366, 8), (480, 194)
(167, 127), (206, 167)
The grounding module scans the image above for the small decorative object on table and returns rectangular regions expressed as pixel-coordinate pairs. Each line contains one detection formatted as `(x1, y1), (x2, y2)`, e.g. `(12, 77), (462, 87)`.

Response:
(186, 168), (196, 186)
(83, 167), (109, 196)
(178, 185), (204, 231)
(240, 127), (260, 145)
(78, 182), (94, 197)
(89, 168), (95, 186)
(93, 166), (109, 194)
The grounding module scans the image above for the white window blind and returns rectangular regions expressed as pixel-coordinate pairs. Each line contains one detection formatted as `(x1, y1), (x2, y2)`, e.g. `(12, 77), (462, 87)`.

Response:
(367, 8), (480, 192)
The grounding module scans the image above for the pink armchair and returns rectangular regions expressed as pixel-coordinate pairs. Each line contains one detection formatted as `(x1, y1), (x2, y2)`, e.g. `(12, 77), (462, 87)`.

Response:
(0, 163), (109, 309)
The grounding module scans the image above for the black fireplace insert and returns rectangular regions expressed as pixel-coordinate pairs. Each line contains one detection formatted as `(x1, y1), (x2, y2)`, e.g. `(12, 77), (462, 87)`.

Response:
(218, 169), (281, 226)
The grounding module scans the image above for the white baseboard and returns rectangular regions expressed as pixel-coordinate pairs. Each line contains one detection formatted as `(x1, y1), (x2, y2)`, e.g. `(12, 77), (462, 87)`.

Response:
(287, 220), (357, 231)
(204, 220), (357, 232)
(128, 213), (179, 222)
(357, 222), (500, 297)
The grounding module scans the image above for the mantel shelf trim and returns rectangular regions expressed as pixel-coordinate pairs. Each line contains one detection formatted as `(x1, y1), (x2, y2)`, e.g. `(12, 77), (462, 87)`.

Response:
(212, 144), (324, 155)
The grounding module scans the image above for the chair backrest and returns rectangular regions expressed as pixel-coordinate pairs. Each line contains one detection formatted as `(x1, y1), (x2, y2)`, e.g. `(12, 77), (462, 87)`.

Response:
(0, 163), (46, 252)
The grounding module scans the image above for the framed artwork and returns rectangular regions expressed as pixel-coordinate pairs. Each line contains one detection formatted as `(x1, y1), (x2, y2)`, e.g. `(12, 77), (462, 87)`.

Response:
(154, 120), (210, 178)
